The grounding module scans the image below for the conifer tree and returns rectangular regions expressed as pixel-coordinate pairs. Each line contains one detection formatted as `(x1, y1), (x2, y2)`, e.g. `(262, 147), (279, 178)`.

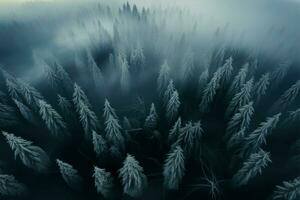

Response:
(227, 63), (249, 99)
(103, 99), (118, 121)
(176, 121), (203, 155)
(197, 69), (209, 97)
(38, 100), (68, 138)
(57, 95), (74, 121)
(164, 79), (175, 106)
(157, 60), (170, 95)
(199, 57), (233, 113)
(168, 117), (182, 145)
(94, 166), (114, 198)
(0, 102), (19, 127)
(163, 146), (185, 190)
(130, 42), (145, 73)
(0, 174), (27, 196)
(57, 159), (83, 190)
(253, 73), (270, 105)
(166, 90), (180, 122)
(232, 149), (271, 187)
(144, 103), (158, 129)
(92, 131), (108, 159)
(73, 84), (99, 139)
(226, 102), (254, 139)
(105, 114), (125, 152)
(271, 61), (291, 88)
(13, 99), (38, 126)
(241, 113), (281, 157)
(120, 56), (131, 93)
(181, 48), (195, 82)
(122, 116), (132, 130)
(284, 108), (300, 125)
(118, 154), (147, 197)
(226, 78), (253, 118)
(272, 177), (300, 200)
(87, 50), (104, 91)
(2, 132), (50, 172)
(272, 80), (300, 112)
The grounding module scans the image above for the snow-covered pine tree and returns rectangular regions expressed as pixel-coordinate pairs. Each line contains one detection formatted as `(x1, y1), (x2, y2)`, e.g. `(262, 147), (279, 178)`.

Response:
(2, 131), (50, 172)
(241, 113), (281, 157)
(130, 42), (145, 73)
(13, 99), (38, 126)
(199, 57), (233, 113)
(181, 48), (195, 83)
(0, 174), (27, 196)
(163, 146), (185, 190)
(271, 80), (300, 112)
(118, 154), (147, 197)
(227, 127), (246, 151)
(57, 95), (74, 121)
(103, 99), (118, 121)
(227, 63), (249, 99)
(38, 99), (68, 138)
(92, 131), (108, 159)
(157, 60), (170, 95)
(144, 103), (158, 129)
(197, 68), (209, 98)
(166, 90), (180, 122)
(105, 114), (125, 152)
(232, 149), (271, 187)
(73, 84), (99, 140)
(120, 56), (131, 92)
(176, 121), (203, 155)
(253, 73), (270, 105)
(283, 108), (300, 126)
(272, 177), (300, 200)
(225, 78), (253, 118)
(168, 117), (182, 145)
(163, 79), (175, 106)
(56, 159), (83, 190)
(226, 102), (254, 139)
(87, 50), (104, 91)
(270, 61), (291, 88)
(93, 166), (114, 198)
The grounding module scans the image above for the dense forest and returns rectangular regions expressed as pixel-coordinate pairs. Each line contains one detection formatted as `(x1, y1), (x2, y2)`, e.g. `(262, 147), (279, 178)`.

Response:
(0, 1), (299, 200)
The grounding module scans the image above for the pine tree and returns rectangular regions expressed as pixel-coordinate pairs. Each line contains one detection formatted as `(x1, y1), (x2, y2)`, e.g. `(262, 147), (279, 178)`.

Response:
(168, 117), (182, 145)
(241, 113), (281, 157)
(163, 146), (185, 190)
(92, 131), (108, 159)
(94, 166), (114, 198)
(271, 61), (291, 88)
(253, 73), (270, 105)
(2, 132), (50, 172)
(232, 149), (271, 187)
(57, 95), (74, 121)
(197, 69), (209, 97)
(130, 42), (145, 73)
(120, 56), (130, 92)
(57, 159), (83, 190)
(227, 127), (246, 151)
(105, 114), (125, 152)
(73, 84), (99, 139)
(199, 57), (233, 113)
(144, 103), (158, 129)
(226, 78), (253, 118)
(157, 60), (170, 95)
(181, 48), (195, 82)
(13, 99), (38, 126)
(163, 79), (175, 106)
(122, 116), (132, 130)
(226, 102), (254, 139)
(272, 177), (300, 200)
(38, 100), (68, 138)
(176, 121), (203, 155)
(0, 174), (27, 196)
(118, 154), (147, 197)
(283, 108), (300, 125)
(166, 90), (180, 122)
(272, 80), (300, 112)
(103, 99), (118, 121)
(87, 50), (104, 91)
(227, 63), (248, 99)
